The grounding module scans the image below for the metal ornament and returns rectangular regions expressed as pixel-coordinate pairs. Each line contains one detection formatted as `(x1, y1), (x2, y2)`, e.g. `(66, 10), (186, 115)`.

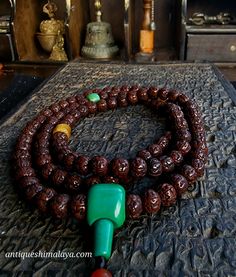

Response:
(36, 1), (68, 61)
(189, 12), (232, 26)
(81, 0), (119, 59)
(135, 0), (156, 62)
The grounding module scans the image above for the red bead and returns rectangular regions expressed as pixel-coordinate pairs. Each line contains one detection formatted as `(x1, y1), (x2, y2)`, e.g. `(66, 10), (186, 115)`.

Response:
(97, 99), (108, 112)
(170, 150), (183, 165)
(126, 194), (143, 219)
(148, 158), (162, 177)
(74, 156), (91, 176)
(137, 88), (149, 102)
(50, 194), (70, 219)
(191, 158), (205, 177)
(91, 156), (108, 176)
(182, 165), (198, 183)
(156, 136), (169, 149)
(137, 149), (152, 161)
(160, 156), (175, 173)
(36, 188), (56, 213)
(176, 140), (191, 155)
(91, 268), (112, 277)
(107, 97), (117, 110)
(159, 183), (177, 207)
(171, 174), (188, 196)
(127, 90), (138, 105)
(144, 189), (161, 214)
(130, 157), (147, 178)
(148, 144), (162, 157)
(111, 158), (129, 179)
(71, 194), (86, 221)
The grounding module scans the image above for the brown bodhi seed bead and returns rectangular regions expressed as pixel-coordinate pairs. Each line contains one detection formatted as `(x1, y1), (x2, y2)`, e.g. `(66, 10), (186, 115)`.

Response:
(41, 163), (55, 180)
(74, 156), (91, 176)
(168, 90), (180, 102)
(35, 154), (51, 168)
(181, 165), (198, 183)
(63, 153), (76, 170)
(148, 144), (162, 157)
(176, 140), (191, 155)
(99, 91), (108, 100)
(111, 158), (129, 179)
(91, 156), (108, 176)
(14, 149), (30, 160)
(25, 183), (43, 201)
(192, 148), (207, 163)
(131, 157), (147, 178)
(176, 129), (192, 142)
(87, 102), (97, 114)
(50, 194), (70, 219)
(85, 176), (101, 187)
(137, 149), (152, 161)
(103, 176), (119, 184)
(78, 105), (89, 117)
(51, 169), (67, 186)
(191, 159), (205, 177)
(16, 167), (36, 180)
(42, 108), (54, 117)
(126, 194), (143, 219)
(159, 88), (169, 100)
(127, 90), (138, 105)
(19, 176), (40, 189)
(156, 136), (169, 149)
(36, 188), (56, 213)
(137, 88), (149, 102)
(177, 94), (189, 104)
(71, 194), (86, 221)
(15, 157), (31, 169)
(171, 174), (188, 196)
(107, 97), (117, 110)
(59, 99), (69, 109)
(65, 175), (82, 191)
(109, 89), (119, 98)
(63, 114), (76, 126)
(67, 96), (77, 104)
(97, 99), (107, 112)
(147, 87), (158, 99)
(70, 110), (81, 120)
(170, 150), (183, 165)
(160, 156), (175, 173)
(148, 158), (162, 177)
(159, 183), (177, 207)
(117, 96), (128, 107)
(17, 139), (31, 151)
(144, 189), (161, 214)
(50, 103), (61, 113)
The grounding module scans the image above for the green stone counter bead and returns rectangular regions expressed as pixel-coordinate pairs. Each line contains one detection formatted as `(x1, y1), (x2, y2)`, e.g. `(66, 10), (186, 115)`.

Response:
(86, 93), (101, 103)
(87, 183), (126, 260)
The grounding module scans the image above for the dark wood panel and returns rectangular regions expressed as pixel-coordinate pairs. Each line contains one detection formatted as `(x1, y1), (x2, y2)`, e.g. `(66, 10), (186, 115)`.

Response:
(68, 0), (90, 59)
(187, 34), (236, 61)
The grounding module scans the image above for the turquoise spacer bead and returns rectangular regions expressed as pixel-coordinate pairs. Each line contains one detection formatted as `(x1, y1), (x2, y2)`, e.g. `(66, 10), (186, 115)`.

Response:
(87, 183), (126, 260)
(86, 93), (101, 103)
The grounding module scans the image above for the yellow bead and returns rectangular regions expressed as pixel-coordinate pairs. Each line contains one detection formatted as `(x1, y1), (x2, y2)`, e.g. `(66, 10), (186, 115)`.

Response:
(53, 124), (71, 139)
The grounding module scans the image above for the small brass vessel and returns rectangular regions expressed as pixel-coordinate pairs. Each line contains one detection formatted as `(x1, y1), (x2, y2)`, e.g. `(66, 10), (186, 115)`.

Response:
(36, 1), (68, 61)
(82, 0), (118, 59)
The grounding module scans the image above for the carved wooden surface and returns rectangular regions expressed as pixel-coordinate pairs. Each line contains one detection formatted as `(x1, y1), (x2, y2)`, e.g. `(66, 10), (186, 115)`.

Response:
(0, 62), (235, 276)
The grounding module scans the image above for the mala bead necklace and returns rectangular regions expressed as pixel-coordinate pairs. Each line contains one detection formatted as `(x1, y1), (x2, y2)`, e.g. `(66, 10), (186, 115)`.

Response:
(13, 86), (208, 277)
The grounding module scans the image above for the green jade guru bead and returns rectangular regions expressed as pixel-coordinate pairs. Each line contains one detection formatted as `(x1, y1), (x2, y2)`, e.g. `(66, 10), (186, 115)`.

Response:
(87, 183), (126, 260)
(87, 93), (101, 103)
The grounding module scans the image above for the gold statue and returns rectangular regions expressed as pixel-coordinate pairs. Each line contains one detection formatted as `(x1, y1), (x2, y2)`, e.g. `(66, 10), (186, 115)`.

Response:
(36, 1), (68, 61)
(81, 0), (119, 59)
(49, 31), (68, 61)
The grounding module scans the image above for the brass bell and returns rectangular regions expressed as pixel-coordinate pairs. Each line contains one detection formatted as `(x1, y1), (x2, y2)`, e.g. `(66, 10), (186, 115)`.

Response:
(81, 0), (118, 59)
